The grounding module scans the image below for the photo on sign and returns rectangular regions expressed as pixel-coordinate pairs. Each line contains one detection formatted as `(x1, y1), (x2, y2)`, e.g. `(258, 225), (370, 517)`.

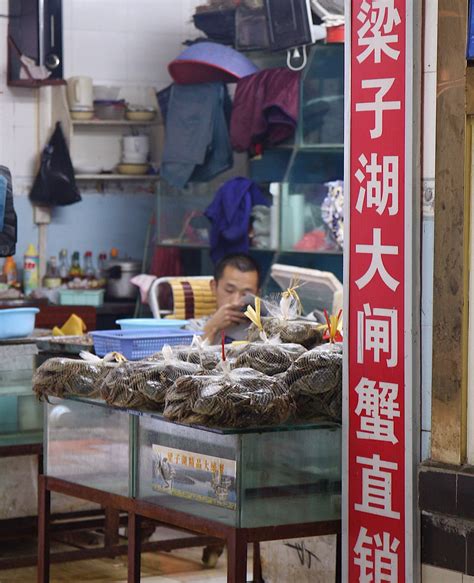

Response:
(151, 444), (237, 510)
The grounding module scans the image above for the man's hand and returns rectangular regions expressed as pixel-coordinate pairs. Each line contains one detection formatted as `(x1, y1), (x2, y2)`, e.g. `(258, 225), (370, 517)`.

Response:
(203, 303), (246, 343)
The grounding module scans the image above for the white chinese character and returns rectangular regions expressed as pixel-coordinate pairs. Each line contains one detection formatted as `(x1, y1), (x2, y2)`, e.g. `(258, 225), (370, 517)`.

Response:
(355, 454), (400, 519)
(374, 532), (400, 582)
(356, 153), (399, 216)
(354, 527), (373, 582)
(354, 526), (400, 582)
(356, 228), (399, 291)
(355, 78), (401, 139)
(357, 0), (401, 64)
(355, 377), (400, 444)
(357, 304), (398, 367)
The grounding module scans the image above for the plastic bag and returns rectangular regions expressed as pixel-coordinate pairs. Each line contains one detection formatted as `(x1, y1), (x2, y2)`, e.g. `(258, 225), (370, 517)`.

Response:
(248, 294), (324, 349)
(173, 336), (222, 370)
(164, 364), (293, 428)
(231, 296), (307, 374)
(227, 339), (306, 376)
(286, 343), (343, 422)
(32, 356), (115, 401)
(102, 345), (200, 408)
(29, 122), (81, 207)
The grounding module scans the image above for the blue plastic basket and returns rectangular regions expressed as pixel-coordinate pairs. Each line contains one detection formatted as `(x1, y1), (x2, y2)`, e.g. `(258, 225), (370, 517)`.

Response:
(116, 318), (188, 330)
(90, 329), (199, 360)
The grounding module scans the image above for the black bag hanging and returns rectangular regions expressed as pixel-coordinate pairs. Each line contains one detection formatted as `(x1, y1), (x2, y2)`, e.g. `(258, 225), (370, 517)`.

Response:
(0, 166), (17, 258)
(29, 122), (81, 206)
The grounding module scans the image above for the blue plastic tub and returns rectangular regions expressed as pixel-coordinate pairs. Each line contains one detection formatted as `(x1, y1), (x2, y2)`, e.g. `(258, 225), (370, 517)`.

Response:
(116, 318), (188, 330)
(0, 308), (40, 340)
(91, 329), (200, 360)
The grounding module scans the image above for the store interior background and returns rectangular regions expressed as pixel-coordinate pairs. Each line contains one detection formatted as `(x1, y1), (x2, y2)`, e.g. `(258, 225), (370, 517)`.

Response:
(0, 0), (202, 260)
(0, 0), (438, 459)
(0, 0), (454, 578)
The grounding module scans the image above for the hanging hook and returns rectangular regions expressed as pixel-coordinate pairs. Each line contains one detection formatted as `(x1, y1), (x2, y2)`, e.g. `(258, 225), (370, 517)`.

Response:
(286, 45), (308, 72)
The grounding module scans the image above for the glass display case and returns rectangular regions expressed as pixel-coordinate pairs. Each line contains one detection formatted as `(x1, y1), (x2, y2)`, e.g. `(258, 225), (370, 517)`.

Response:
(155, 42), (344, 264)
(45, 397), (132, 496)
(0, 343), (42, 447)
(45, 397), (341, 528)
(156, 183), (213, 249)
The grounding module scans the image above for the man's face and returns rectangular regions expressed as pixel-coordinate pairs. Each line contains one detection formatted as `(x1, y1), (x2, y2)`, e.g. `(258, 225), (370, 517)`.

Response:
(213, 266), (259, 308)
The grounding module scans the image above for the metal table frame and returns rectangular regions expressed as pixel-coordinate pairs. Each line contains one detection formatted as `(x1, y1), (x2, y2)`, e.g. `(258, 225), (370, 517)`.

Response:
(38, 474), (341, 583)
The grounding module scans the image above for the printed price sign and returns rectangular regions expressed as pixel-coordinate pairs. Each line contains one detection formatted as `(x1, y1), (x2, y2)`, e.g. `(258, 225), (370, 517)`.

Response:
(344, 1), (419, 581)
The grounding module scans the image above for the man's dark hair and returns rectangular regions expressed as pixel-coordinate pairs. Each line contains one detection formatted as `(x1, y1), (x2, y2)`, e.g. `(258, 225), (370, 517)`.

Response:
(214, 254), (261, 286)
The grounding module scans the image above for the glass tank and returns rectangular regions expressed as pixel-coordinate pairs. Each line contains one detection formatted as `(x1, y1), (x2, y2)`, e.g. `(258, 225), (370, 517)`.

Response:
(45, 397), (341, 528)
(0, 344), (42, 447)
(45, 398), (133, 496)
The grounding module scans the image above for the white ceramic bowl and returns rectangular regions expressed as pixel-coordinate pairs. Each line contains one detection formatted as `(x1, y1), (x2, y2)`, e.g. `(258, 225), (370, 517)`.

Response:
(117, 163), (149, 175)
(71, 110), (94, 120)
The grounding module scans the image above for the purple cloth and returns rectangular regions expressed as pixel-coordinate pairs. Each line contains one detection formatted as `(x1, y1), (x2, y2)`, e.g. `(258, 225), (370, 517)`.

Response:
(205, 177), (270, 264)
(230, 68), (301, 152)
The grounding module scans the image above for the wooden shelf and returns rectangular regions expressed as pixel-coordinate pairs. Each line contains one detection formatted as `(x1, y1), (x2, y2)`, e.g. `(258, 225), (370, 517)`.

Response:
(158, 242), (278, 253)
(72, 119), (161, 127)
(76, 174), (160, 181)
(280, 248), (343, 256)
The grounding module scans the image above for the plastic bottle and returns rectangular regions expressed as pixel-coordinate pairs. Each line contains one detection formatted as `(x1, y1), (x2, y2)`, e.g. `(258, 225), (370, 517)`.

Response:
(83, 251), (95, 279)
(43, 257), (62, 289)
(69, 251), (82, 278)
(58, 249), (70, 283)
(2, 256), (17, 286)
(23, 244), (39, 296)
(96, 252), (107, 286)
(110, 247), (119, 259)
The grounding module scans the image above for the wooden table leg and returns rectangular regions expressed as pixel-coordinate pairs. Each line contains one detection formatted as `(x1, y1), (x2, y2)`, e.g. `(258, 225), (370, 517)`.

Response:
(37, 475), (51, 583)
(104, 507), (120, 549)
(335, 532), (341, 583)
(128, 512), (142, 583)
(253, 542), (263, 583)
(227, 530), (247, 583)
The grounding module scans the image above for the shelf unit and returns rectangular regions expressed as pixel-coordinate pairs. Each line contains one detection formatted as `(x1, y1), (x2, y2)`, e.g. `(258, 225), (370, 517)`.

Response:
(75, 174), (160, 181)
(50, 85), (164, 181)
(155, 42), (344, 270)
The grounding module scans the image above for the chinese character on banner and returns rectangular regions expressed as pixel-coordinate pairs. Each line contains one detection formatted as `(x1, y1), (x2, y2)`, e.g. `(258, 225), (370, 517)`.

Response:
(355, 454), (400, 519)
(356, 153), (399, 216)
(355, 377), (400, 443)
(354, 526), (400, 582)
(356, 78), (401, 139)
(357, 0), (402, 64)
(356, 228), (399, 291)
(357, 304), (398, 366)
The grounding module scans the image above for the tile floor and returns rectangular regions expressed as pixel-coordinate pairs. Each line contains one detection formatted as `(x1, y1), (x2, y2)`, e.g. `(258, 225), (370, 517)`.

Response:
(0, 527), (253, 583)
(0, 546), (251, 583)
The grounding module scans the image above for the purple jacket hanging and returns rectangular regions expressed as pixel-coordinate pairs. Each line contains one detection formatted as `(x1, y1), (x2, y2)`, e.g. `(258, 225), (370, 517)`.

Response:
(230, 68), (301, 153)
(205, 177), (270, 264)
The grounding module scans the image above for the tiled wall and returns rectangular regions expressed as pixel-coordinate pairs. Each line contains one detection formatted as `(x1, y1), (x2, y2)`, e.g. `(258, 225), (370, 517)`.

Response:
(0, 0), (202, 261)
(423, 565), (474, 583)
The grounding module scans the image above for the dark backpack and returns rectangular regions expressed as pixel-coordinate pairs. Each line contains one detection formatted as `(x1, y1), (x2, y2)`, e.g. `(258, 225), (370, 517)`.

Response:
(0, 166), (17, 258)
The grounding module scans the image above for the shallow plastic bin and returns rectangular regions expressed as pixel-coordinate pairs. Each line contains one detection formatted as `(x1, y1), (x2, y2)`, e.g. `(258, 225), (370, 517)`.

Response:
(59, 289), (105, 307)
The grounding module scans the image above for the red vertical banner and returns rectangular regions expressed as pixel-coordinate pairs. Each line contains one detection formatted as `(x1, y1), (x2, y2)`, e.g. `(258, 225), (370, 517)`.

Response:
(344, 1), (417, 581)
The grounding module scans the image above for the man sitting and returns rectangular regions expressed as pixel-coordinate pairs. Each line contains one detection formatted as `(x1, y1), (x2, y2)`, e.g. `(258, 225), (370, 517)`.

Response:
(185, 253), (260, 344)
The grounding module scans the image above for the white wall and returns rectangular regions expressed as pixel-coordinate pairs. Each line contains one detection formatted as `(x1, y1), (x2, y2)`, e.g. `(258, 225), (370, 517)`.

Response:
(0, 0), (202, 260)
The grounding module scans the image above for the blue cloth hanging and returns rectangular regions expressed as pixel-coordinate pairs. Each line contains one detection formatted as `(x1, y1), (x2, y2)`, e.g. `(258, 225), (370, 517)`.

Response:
(205, 177), (270, 264)
(161, 83), (233, 188)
